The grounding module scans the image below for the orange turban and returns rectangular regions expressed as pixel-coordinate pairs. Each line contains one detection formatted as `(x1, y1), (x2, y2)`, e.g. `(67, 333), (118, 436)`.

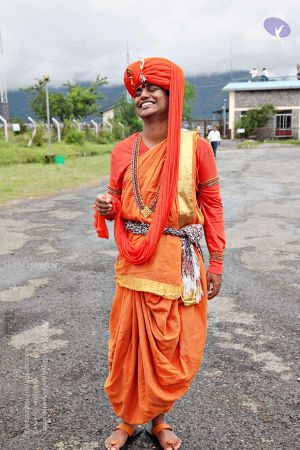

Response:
(124, 57), (183, 97)
(115, 57), (185, 265)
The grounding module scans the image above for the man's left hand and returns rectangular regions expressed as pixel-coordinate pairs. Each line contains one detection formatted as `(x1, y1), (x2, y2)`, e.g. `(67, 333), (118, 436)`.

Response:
(206, 272), (222, 300)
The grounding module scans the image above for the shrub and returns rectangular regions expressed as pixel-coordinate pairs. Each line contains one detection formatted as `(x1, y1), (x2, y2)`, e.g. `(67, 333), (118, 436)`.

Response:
(64, 129), (84, 145)
(96, 131), (115, 144)
(33, 126), (46, 147)
(235, 104), (275, 138)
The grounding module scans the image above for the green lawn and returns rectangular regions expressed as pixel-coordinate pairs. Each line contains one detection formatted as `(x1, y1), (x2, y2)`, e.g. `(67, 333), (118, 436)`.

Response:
(0, 140), (114, 165)
(0, 154), (111, 204)
(238, 139), (300, 149)
(0, 139), (114, 204)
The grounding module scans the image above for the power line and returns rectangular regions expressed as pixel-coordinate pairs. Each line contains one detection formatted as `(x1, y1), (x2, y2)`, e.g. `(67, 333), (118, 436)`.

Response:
(9, 49), (125, 71)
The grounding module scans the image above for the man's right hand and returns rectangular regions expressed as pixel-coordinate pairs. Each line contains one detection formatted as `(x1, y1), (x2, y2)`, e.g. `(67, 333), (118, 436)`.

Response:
(94, 193), (113, 216)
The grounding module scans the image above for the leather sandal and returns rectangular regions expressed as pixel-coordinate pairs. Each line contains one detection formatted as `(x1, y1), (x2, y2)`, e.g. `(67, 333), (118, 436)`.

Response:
(146, 422), (177, 449)
(106, 422), (142, 450)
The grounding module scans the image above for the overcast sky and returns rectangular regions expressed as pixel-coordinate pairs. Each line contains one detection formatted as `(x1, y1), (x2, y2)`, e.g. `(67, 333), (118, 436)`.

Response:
(1, 0), (300, 90)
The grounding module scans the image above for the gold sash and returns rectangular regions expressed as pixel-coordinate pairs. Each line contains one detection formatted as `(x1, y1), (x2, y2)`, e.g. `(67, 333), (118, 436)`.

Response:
(177, 130), (198, 228)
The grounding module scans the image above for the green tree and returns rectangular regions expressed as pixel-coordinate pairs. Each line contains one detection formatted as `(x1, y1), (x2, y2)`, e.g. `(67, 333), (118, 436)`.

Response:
(22, 79), (70, 121)
(112, 94), (143, 139)
(22, 76), (108, 121)
(64, 75), (108, 119)
(235, 103), (275, 138)
(183, 80), (197, 121)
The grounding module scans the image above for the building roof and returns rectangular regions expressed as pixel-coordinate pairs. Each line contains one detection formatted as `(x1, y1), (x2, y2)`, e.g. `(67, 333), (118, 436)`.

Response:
(100, 104), (116, 113)
(223, 80), (300, 91)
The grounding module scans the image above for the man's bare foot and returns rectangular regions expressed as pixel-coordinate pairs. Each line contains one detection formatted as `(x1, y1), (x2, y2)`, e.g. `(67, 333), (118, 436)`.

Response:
(105, 423), (138, 450)
(152, 414), (182, 450)
(155, 428), (182, 450)
(105, 428), (128, 450)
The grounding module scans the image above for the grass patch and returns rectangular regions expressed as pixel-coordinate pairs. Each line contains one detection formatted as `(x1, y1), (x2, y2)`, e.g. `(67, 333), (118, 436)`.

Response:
(238, 140), (260, 149)
(0, 140), (114, 166)
(262, 139), (300, 145)
(238, 138), (300, 149)
(0, 154), (110, 205)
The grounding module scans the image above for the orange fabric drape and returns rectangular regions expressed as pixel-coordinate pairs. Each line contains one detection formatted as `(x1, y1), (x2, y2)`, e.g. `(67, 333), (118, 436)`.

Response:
(94, 134), (225, 274)
(104, 277), (207, 424)
(117, 58), (184, 265)
(114, 138), (182, 293)
(104, 136), (208, 424)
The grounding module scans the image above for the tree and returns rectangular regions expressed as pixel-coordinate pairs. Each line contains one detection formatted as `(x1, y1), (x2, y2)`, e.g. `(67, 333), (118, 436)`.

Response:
(235, 103), (275, 138)
(64, 75), (108, 119)
(112, 94), (143, 139)
(22, 75), (108, 122)
(22, 79), (70, 121)
(183, 80), (197, 121)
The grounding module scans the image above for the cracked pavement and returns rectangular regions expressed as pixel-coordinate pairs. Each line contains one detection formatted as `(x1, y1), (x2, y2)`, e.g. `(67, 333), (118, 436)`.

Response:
(0, 143), (299, 449)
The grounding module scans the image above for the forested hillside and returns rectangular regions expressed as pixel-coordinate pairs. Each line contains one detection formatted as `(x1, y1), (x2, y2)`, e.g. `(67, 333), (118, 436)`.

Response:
(8, 71), (248, 120)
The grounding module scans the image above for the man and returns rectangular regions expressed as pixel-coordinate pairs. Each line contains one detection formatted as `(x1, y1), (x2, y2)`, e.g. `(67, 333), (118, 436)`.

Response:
(261, 68), (270, 81)
(207, 125), (221, 158)
(249, 67), (258, 81)
(94, 57), (225, 450)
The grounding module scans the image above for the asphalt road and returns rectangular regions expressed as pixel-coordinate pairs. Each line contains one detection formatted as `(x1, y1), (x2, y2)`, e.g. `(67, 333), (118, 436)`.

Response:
(0, 143), (299, 450)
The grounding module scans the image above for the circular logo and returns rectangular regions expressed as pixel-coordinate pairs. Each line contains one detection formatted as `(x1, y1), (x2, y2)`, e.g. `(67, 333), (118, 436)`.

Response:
(264, 17), (291, 38)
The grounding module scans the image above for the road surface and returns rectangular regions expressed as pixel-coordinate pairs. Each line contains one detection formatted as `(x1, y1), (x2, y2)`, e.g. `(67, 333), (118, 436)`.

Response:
(0, 143), (299, 449)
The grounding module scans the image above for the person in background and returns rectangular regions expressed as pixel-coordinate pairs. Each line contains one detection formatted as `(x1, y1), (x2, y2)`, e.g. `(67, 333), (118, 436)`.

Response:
(261, 68), (270, 81)
(249, 67), (258, 81)
(207, 125), (221, 158)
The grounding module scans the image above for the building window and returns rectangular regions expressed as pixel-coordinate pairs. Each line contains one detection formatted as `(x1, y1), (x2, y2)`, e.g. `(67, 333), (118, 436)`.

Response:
(275, 111), (292, 136)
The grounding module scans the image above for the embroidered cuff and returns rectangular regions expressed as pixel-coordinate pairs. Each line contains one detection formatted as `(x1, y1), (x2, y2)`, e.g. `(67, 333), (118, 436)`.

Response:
(209, 252), (224, 262)
(198, 176), (220, 189)
(107, 184), (122, 196)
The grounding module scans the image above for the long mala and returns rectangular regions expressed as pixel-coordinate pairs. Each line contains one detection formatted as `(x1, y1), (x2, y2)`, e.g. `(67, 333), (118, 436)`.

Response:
(131, 133), (160, 218)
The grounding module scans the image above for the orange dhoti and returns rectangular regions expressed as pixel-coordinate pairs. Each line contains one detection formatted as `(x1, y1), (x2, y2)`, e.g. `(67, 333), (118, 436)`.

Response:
(105, 277), (207, 424)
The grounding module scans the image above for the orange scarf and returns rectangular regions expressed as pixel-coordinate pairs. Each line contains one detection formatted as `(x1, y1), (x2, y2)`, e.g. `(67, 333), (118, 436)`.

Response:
(117, 57), (184, 264)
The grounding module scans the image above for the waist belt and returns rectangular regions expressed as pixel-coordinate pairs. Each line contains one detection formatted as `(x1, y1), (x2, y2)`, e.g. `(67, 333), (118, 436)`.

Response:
(124, 220), (204, 305)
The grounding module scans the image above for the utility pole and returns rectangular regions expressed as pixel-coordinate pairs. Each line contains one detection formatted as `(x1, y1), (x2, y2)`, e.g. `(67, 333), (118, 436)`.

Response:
(126, 43), (130, 67)
(43, 74), (51, 156)
(229, 34), (233, 81)
(0, 28), (10, 124)
(126, 44), (131, 102)
(223, 98), (227, 138)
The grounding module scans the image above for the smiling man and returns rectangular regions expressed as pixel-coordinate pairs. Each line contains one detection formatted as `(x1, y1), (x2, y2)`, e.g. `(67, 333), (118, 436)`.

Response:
(94, 57), (225, 450)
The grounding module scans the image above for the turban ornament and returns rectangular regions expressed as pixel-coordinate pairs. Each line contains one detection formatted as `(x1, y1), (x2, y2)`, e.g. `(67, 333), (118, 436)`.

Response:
(138, 58), (147, 84)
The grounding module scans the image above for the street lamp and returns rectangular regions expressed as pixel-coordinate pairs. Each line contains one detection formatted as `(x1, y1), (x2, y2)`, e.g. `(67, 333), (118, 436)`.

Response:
(43, 74), (51, 156)
(223, 98), (227, 138)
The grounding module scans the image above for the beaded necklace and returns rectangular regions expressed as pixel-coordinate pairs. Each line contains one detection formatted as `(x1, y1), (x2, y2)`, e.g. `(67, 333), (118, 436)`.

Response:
(131, 133), (160, 218)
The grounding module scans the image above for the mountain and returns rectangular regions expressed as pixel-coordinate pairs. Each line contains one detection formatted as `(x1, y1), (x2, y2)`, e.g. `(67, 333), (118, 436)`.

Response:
(186, 71), (248, 118)
(7, 71), (248, 121)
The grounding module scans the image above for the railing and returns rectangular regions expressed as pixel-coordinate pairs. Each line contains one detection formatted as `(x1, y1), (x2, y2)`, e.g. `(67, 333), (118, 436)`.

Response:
(239, 126), (298, 140)
(274, 129), (292, 137)
(233, 75), (300, 83)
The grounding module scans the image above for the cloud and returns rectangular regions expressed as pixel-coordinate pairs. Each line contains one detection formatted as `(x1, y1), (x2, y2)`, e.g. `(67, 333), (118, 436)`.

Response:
(1, 0), (300, 90)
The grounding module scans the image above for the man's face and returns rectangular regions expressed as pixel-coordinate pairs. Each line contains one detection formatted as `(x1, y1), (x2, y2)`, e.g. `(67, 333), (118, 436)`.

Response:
(134, 83), (169, 120)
